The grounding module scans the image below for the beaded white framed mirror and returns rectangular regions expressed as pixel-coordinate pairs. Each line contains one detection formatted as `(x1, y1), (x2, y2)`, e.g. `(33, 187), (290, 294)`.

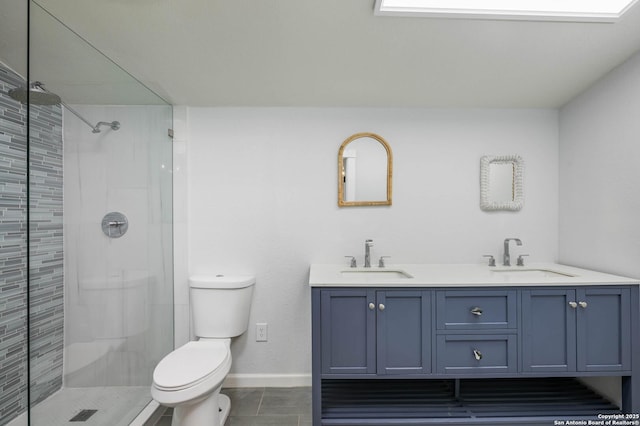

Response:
(480, 155), (524, 211)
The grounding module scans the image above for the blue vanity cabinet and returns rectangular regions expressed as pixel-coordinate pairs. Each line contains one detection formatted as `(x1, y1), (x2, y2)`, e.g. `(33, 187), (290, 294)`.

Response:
(312, 283), (639, 425)
(521, 287), (631, 373)
(319, 289), (431, 375)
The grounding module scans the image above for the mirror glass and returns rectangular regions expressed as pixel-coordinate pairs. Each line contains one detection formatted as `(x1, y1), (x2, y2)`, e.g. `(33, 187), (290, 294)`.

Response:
(480, 155), (524, 211)
(338, 133), (392, 207)
(489, 162), (515, 201)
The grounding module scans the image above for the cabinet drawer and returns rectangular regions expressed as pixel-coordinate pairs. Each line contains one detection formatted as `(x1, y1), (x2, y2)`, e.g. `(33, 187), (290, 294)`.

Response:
(436, 334), (517, 374)
(436, 290), (516, 330)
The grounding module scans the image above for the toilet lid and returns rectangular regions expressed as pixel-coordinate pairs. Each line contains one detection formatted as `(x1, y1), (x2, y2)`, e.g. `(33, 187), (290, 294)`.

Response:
(153, 341), (229, 391)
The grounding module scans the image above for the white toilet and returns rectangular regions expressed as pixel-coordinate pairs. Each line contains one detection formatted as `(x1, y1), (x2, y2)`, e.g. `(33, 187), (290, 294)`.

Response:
(151, 275), (255, 426)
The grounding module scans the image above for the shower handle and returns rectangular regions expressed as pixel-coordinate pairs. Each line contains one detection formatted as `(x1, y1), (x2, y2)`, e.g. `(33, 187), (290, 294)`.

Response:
(102, 212), (129, 238)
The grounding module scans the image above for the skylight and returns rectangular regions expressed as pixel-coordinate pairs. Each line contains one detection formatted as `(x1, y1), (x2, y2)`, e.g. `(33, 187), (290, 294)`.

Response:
(374, 0), (639, 22)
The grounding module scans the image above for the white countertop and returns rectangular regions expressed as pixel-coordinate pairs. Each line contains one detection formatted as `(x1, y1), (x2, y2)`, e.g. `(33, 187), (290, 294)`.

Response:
(308, 263), (640, 287)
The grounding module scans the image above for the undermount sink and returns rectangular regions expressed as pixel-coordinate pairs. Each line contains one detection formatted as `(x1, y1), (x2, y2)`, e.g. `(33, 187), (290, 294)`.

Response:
(340, 269), (413, 279)
(490, 268), (575, 278)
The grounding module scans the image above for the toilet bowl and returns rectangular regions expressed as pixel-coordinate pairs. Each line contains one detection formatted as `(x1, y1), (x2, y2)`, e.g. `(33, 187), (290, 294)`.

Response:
(151, 275), (255, 426)
(151, 340), (232, 425)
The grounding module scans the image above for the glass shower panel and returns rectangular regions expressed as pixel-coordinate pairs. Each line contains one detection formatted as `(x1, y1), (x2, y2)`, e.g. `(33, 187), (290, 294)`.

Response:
(0, 1), (29, 424)
(26, 2), (173, 425)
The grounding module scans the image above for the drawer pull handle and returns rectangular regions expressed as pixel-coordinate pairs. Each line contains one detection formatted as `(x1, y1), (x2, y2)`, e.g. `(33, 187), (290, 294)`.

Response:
(473, 349), (483, 361)
(368, 303), (375, 310)
(578, 301), (588, 308)
(378, 303), (385, 311)
(568, 301), (578, 309)
(470, 307), (483, 316)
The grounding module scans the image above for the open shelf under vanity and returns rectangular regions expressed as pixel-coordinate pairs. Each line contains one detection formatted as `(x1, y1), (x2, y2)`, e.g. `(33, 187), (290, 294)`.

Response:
(321, 377), (621, 425)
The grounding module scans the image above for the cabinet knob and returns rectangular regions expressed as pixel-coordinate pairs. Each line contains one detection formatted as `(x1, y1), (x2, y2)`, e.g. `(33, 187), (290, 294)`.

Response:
(578, 301), (588, 308)
(568, 301), (578, 309)
(378, 303), (385, 311)
(473, 349), (483, 361)
(470, 307), (483, 316)
(368, 303), (375, 310)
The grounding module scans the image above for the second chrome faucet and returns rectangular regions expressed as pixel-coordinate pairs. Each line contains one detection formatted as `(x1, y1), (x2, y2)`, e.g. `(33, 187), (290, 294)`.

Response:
(503, 238), (522, 266)
(345, 239), (387, 268)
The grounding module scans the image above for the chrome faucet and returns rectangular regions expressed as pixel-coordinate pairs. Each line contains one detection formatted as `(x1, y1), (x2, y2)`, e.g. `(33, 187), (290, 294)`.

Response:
(364, 239), (374, 268)
(503, 238), (522, 266)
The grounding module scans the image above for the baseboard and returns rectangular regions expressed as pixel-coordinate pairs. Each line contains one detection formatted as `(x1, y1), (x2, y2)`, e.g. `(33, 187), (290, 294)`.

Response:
(222, 373), (312, 388)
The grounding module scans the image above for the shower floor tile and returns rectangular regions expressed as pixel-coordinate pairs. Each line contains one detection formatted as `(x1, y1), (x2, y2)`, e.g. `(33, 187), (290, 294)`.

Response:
(28, 386), (150, 426)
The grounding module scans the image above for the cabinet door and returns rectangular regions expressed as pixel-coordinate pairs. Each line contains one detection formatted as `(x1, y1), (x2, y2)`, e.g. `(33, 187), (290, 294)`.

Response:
(576, 287), (631, 372)
(321, 289), (376, 374)
(521, 289), (577, 372)
(376, 291), (431, 375)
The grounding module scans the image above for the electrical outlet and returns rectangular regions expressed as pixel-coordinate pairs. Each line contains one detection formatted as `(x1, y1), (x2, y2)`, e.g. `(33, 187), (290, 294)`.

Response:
(256, 323), (268, 342)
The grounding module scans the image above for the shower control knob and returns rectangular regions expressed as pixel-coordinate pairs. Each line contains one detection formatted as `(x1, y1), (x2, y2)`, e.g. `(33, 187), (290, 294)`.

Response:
(101, 212), (129, 238)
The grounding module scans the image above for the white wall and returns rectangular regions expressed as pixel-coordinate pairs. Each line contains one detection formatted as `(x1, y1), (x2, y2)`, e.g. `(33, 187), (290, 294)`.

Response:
(559, 48), (640, 407)
(176, 107), (559, 383)
(559, 50), (640, 279)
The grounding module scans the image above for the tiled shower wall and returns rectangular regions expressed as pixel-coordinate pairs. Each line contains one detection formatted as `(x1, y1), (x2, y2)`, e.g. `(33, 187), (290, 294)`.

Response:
(0, 65), (28, 425)
(0, 64), (64, 425)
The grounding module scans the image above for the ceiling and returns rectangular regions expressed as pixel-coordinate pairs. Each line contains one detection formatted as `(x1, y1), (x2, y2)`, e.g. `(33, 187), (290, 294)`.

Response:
(4, 0), (640, 107)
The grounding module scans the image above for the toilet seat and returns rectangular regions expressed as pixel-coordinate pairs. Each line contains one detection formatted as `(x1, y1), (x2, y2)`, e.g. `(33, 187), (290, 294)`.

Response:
(151, 340), (232, 407)
(153, 341), (229, 392)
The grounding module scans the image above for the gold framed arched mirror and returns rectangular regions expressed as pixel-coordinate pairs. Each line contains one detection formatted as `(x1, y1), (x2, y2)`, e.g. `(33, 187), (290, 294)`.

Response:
(338, 132), (393, 207)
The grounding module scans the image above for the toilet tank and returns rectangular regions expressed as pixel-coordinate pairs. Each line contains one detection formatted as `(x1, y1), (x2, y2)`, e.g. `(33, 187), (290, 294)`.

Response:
(189, 275), (255, 338)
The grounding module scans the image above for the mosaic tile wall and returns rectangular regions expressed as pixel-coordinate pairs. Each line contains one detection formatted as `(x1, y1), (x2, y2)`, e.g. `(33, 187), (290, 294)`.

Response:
(27, 78), (64, 408)
(0, 65), (29, 426)
(0, 64), (64, 426)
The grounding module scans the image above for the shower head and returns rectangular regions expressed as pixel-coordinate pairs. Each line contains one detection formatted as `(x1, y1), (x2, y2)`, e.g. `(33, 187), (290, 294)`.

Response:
(92, 121), (121, 133)
(6, 81), (120, 133)
(8, 81), (61, 105)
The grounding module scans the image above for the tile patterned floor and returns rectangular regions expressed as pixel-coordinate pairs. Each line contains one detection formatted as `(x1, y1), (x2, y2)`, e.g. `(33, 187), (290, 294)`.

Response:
(154, 387), (312, 426)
